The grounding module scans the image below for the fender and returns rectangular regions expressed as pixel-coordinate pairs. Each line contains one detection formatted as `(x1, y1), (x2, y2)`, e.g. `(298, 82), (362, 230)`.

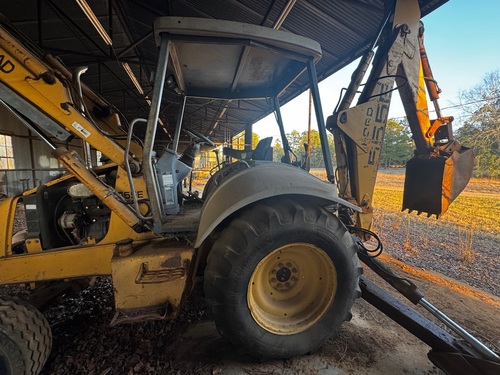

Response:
(194, 163), (360, 248)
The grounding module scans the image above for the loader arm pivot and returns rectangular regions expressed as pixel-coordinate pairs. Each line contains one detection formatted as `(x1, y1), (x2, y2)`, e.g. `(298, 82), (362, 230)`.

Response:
(328, 0), (473, 229)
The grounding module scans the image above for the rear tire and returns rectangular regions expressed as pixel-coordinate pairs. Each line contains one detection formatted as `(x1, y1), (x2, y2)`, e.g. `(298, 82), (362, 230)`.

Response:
(204, 197), (362, 358)
(0, 298), (52, 375)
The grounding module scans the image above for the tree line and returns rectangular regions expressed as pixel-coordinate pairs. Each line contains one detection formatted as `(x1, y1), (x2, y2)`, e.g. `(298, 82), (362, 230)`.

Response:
(455, 70), (499, 178)
(268, 121), (412, 170)
(258, 70), (499, 177)
(271, 130), (335, 168)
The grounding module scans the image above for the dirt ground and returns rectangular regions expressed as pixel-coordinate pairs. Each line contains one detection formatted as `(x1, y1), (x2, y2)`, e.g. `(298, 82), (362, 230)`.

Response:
(148, 269), (500, 375)
(3, 265), (496, 375)
(1, 169), (499, 374)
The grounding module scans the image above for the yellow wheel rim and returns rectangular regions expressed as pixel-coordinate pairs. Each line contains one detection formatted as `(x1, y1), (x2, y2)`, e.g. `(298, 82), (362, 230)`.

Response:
(247, 243), (337, 335)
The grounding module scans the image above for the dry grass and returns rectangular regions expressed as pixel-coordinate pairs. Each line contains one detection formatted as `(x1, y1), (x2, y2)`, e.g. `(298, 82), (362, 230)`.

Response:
(372, 172), (499, 268)
(309, 168), (499, 235)
(402, 215), (417, 254)
(458, 225), (476, 263)
(441, 195), (499, 233)
(310, 166), (499, 248)
(373, 186), (499, 234)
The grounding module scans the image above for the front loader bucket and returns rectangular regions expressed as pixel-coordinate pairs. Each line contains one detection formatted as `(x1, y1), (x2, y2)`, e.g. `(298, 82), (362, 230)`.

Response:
(402, 147), (474, 218)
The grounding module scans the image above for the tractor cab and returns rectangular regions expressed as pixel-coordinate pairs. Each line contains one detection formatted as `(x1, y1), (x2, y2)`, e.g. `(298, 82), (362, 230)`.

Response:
(137, 17), (350, 236)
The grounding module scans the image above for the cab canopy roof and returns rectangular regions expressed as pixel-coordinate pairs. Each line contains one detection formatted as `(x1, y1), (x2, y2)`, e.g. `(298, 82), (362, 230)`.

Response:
(154, 16), (321, 100)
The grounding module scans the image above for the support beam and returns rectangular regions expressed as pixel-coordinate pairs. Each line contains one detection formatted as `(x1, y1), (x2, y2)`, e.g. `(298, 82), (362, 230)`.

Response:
(0, 244), (113, 284)
(143, 34), (170, 232)
(117, 31), (153, 58)
(271, 96), (290, 164)
(173, 96), (187, 152)
(244, 123), (252, 150)
(306, 59), (334, 182)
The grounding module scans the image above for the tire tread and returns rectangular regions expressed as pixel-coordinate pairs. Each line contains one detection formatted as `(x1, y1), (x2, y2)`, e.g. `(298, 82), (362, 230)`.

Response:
(204, 197), (362, 358)
(0, 298), (52, 375)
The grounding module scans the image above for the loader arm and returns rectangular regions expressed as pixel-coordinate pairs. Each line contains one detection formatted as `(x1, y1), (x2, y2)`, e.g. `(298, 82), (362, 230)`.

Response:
(0, 25), (137, 168)
(0, 19), (146, 231)
(328, 0), (473, 230)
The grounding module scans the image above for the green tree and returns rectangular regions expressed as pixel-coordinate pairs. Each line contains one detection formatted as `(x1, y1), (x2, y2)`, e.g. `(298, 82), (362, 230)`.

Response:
(379, 119), (413, 168)
(273, 139), (284, 162)
(298, 129), (334, 168)
(286, 130), (302, 155)
(273, 130), (336, 168)
(456, 70), (500, 177)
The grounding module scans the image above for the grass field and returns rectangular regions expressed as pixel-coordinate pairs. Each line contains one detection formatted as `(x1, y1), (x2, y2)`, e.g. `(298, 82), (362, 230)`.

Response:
(373, 170), (499, 296)
(310, 167), (500, 234)
(373, 169), (500, 234)
(309, 168), (499, 296)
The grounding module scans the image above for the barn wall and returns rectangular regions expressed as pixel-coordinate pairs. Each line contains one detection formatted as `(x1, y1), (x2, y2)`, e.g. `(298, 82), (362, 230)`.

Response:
(0, 104), (87, 195)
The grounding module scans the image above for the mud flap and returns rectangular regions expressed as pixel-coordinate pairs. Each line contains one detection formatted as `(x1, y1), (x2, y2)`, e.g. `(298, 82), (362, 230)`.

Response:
(402, 147), (474, 217)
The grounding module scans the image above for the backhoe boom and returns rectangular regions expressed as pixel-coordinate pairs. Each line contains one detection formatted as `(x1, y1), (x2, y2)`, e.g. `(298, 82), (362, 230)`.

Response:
(328, 0), (473, 229)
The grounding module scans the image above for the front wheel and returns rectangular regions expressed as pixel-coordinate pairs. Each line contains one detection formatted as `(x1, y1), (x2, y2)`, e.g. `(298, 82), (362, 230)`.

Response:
(0, 298), (52, 375)
(204, 197), (362, 358)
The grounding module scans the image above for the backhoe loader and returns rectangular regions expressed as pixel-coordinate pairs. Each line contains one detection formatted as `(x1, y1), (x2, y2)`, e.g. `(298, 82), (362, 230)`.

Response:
(0, 0), (497, 374)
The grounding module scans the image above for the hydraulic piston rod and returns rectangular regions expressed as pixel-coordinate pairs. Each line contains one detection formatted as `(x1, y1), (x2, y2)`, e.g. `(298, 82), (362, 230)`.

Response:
(419, 298), (499, 361)
(358, 248), (499, 363)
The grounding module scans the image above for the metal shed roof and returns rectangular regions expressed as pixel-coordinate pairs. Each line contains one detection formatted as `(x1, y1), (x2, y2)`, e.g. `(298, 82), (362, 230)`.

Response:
(0, 0), (447, 144)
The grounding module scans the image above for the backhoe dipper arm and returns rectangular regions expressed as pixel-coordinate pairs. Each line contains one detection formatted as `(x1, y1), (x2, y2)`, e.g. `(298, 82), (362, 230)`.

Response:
(327, 0), (473, 230)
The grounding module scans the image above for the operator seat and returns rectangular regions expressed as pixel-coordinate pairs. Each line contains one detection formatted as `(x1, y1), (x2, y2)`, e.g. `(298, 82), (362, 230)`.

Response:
(223, 137), (273, 161)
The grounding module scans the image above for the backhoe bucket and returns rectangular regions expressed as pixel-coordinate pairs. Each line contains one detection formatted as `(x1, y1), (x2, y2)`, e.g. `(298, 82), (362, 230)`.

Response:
(402, 147), (474, 217)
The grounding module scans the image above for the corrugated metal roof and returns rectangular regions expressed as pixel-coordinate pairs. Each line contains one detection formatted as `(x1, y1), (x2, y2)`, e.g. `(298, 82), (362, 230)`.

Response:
(0, 0), (448, 144)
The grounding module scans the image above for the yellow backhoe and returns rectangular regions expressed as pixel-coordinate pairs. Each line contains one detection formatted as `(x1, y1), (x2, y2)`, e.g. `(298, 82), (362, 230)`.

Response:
(0, 0), (496, 374)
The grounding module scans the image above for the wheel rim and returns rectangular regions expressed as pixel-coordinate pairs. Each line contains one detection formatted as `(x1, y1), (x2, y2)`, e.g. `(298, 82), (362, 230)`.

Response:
(247, 243), (337, 335)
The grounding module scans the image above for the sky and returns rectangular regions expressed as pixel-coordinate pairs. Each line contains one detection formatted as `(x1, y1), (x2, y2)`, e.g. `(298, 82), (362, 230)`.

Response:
(253, 0), (500, 141)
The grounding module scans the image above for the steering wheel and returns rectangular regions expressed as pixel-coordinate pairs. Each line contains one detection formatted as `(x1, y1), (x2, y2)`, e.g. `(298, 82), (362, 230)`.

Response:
(183, 127), (215, 147)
